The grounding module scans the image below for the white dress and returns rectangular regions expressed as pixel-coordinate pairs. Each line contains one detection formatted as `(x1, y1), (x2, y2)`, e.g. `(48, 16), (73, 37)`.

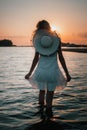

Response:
(29, 52), (67, 91)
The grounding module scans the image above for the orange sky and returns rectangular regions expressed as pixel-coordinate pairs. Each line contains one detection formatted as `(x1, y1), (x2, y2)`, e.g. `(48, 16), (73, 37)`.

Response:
(0, 0), (87, 46)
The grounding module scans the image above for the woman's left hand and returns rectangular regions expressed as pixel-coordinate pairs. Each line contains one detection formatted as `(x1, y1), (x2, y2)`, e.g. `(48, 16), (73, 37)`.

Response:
(25, 73), (30, 80)
(66, 74), (71, 82)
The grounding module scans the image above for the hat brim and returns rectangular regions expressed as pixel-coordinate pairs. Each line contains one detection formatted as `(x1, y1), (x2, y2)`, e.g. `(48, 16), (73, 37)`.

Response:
(34, 32), (60, 56)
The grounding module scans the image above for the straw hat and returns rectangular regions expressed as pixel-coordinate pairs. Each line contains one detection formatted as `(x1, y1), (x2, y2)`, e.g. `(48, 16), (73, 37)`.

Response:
(33, 31), (59, 56)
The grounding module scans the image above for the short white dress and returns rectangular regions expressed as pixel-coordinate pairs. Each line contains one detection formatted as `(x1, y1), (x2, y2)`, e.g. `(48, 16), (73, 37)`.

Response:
(29, 52), (67, 91)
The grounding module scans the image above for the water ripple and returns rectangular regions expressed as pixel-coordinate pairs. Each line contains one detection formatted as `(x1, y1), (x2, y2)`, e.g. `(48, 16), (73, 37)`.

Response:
(0, 48), (87, 130)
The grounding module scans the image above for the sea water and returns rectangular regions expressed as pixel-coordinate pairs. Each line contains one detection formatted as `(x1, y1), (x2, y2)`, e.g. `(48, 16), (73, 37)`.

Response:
(0, 47), (87, 130)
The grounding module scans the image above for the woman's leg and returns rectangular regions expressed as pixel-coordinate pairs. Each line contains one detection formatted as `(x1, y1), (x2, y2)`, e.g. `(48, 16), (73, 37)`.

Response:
(46, 90), (54, 118)
(39, 90), (45, 105)
(46, 90), (54, 108)
(38, 90), (45, 119)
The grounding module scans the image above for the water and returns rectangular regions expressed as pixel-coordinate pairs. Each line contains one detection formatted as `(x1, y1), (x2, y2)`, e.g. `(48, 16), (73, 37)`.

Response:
(0, 47), (87, 130)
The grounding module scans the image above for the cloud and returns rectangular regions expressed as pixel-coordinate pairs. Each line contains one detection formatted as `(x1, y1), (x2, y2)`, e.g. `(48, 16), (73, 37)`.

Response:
(78, 32), (87, 38)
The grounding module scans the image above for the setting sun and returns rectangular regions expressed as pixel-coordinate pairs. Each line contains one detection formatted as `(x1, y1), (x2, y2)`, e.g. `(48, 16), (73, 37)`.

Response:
(51, 25), (57, 31)
(51, 25), (61, 33)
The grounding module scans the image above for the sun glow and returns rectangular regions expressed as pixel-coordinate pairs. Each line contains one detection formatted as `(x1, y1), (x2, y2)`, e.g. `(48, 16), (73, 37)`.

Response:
(51, 25), (57, 31)
(51, 25), (61, 33)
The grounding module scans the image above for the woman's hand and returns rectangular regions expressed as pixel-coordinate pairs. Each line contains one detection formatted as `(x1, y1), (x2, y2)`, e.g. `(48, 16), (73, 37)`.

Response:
(25, 73), (31, 80)
(25, 52), (39, 80)
(66, 74), (71, 82)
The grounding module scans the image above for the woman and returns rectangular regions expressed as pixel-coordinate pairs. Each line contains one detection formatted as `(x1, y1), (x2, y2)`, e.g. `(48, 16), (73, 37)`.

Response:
(25, 20), (71, 118)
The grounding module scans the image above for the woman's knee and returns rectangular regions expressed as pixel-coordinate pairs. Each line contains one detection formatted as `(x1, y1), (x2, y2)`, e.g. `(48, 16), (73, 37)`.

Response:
(40, 90), (45, 94)
(47, 90), (54, 95)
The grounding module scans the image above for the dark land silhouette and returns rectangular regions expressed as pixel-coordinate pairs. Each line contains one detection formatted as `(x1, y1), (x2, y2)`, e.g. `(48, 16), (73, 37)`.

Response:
(61, 42), (87, 53)
(62, 42), (87, 47)
(0, 39), (16, 47)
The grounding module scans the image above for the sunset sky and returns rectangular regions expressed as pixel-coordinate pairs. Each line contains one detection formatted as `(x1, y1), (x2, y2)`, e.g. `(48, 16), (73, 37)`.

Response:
(0, 0), (87, 46)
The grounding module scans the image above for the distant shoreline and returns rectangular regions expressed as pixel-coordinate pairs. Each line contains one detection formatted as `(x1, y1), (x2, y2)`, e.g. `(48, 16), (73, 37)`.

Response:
(62, 47), (87, 53)
(0, 46), (87, 53)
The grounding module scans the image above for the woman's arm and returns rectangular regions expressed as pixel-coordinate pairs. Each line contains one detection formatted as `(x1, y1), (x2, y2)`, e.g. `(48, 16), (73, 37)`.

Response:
(25, 52), (39, 79)
(58, 41), (71, 82)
